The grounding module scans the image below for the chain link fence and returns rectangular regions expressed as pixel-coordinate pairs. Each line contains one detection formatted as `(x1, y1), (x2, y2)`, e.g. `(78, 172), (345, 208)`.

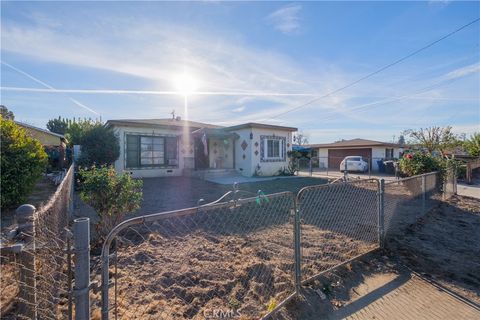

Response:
(87, 169), (458, 319)
(96, 191), (296, 320)
(297, 156), (401, 178)
(383, 171), (446, 242)
(0, 165), (74, 319)
(297, 179), (380, 283)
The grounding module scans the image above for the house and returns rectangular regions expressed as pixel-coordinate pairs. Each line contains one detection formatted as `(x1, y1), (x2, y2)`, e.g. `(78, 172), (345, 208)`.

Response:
(105, 118), (297, 178)
(308, 138), (402, 171)
(16, 121), (68, 168)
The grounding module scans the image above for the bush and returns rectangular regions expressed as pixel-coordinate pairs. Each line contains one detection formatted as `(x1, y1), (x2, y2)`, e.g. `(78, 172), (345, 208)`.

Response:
(398, 152), (443, 177)
(1, 117), (47, 208)
(78, 125), (120, 167)
(79, 166), (142, 239)
(463, 132), (480, 157)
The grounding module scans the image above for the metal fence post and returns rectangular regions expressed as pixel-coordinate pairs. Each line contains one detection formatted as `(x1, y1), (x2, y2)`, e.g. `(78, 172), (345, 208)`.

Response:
(293, 205), (302, 294)
(16, 204), (37, 319)
(69, 165), (75, 219)
(421, 174), (426, 214)
(378, 180), (385, 248)
(74, 217), (90, 320)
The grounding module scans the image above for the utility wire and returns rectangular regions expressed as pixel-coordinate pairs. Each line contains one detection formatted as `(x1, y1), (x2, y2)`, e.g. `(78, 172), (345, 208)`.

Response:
(268, 17), (480, 120)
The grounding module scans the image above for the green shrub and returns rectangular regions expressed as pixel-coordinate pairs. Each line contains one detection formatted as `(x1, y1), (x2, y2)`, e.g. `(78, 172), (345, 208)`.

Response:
(463, 132), (480, 157)
(79, 166), (142, 239)
(398, 152), (443, 177)
(78, 125), (120, 167)
(1, 117), (47, 208)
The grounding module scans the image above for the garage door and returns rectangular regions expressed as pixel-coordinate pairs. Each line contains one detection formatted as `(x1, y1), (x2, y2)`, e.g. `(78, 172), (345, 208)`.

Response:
(328, 148), (372, 169)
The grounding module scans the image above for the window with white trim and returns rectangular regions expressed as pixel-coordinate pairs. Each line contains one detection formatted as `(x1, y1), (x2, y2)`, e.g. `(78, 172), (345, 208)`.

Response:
(267, 139), (280, 158)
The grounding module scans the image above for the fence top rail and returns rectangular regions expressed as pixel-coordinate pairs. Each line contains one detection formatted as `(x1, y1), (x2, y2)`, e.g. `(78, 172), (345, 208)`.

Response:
(35, 164), (74, 217)
(384, 171), (439, 185)
(296, 178), (380, 201)
(100, 190), (294, 258)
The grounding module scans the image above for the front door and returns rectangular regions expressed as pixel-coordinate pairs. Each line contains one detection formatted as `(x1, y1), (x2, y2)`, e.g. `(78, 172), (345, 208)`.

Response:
(194, 137), (209, 169)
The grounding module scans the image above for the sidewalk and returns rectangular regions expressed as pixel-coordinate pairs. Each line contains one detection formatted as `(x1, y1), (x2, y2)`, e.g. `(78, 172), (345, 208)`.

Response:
(337, 274), (480, 320)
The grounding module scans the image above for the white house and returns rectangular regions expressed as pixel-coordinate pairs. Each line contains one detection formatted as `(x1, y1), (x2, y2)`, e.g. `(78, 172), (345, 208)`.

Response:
(308, 138), (402, 171)
(106, 118), (297, 178)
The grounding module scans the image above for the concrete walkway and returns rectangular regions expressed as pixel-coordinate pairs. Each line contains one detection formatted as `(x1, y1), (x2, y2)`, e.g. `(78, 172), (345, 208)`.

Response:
(337, 274), (480, 320)
(457, 182), (480, 199)
(299, 170), (399, 182)
(204, 173), (305, 185)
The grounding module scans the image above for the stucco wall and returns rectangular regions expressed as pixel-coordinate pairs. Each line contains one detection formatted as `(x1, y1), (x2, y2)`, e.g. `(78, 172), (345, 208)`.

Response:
(250, 127), (293, 177)
(232, 128), (253, 176)
(113, 125), (190, 178)
(208, 137), (234, 169)
(22, 127), (63, 146)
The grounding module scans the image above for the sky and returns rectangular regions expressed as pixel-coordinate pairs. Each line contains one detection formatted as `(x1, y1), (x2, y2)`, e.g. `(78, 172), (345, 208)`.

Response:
(1, 1), (479, 143)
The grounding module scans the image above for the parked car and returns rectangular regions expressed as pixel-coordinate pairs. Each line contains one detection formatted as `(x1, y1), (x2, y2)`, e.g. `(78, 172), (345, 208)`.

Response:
(340, 156), (369, 172)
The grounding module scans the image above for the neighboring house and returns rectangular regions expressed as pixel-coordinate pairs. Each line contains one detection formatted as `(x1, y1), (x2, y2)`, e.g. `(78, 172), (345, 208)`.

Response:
(16, 121), (68, 168)
(105, 118), (297, 178)
(308, 138), (402, 171)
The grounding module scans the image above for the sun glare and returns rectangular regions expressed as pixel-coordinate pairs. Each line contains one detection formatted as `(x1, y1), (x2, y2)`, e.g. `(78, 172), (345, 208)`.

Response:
(174, 73), (198, 95)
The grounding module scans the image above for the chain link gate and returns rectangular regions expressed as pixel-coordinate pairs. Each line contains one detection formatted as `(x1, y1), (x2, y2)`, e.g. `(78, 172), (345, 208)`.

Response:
(98, 191), (297, 320)
(296, 179), (381, 284)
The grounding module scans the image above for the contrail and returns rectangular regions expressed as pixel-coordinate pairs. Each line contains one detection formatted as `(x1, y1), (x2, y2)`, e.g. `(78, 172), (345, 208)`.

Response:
(0, 86), (320, 97)
(1, 61), (100, 115)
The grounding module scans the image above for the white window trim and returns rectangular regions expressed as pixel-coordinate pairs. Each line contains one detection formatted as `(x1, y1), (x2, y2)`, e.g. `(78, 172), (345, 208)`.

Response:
(264, 138), (284, 160)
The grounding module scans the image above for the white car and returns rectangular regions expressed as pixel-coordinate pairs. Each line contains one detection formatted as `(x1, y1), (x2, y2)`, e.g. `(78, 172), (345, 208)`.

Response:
(340, 156), (369, 172)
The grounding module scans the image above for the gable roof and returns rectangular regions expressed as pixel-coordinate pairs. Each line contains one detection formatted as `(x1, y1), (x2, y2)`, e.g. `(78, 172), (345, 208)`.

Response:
(106, 118), (222, 130)
(15, 121), (66, 140)
(308, 138), (400, 149)
(224, 122), (297, 132)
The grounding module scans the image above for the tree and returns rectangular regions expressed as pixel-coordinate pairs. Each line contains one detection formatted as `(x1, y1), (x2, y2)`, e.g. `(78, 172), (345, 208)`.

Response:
(46, 117), (102, 146)
(403, 126), (459, 156)
(1, 116), (47, 208)
(78, 125), (120, 166)
(0, 105), (14, 120)
(79, 166), (142, 239)
(463, 132), (480, 157)
(397, 135), (406, 145)
(46, 116), (69, 135)
(294, 132), (309, 146)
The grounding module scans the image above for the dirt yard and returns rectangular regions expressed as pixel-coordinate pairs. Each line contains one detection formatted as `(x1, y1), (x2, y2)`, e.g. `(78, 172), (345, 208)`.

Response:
(387, 195), (480, 303)
(88, 186), (376, 320)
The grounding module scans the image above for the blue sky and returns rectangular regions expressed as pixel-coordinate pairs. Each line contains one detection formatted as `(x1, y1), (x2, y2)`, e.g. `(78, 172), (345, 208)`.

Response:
(1, 1), (479, 143)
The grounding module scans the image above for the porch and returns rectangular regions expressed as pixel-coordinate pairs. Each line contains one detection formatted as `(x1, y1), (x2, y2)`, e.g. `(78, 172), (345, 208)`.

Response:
(190, 128), (239, 171)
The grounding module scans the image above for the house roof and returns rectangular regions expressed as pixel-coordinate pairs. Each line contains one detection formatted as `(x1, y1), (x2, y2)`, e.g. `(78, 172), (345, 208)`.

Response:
(308, 138), (400, 149)
(191, 127), (240, 139)
(15, 121), (66, 140)
(106, 119), (297, 132)
(224, 122), (297, 132)
(106, 118), (223, 130)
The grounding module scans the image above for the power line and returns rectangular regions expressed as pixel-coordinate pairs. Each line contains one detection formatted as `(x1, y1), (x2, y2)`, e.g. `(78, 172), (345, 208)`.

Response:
(268, 17), (480, 120)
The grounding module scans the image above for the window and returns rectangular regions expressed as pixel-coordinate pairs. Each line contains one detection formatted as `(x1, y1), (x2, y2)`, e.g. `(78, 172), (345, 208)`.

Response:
(261, 136), (286, 162)
(267, 139), (280, 158)
(385, 148), (394, 159)
(126, 134), (178, 168)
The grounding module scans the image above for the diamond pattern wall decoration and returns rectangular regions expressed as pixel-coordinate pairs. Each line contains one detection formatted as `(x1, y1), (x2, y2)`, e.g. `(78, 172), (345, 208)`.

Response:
(241, 140), (248, 151)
